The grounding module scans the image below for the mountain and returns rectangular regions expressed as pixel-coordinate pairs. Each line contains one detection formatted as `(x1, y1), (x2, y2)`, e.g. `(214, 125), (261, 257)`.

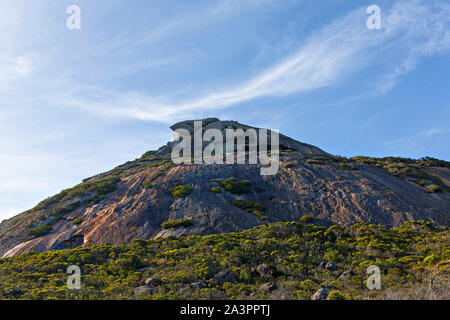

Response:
(1, 118), (449, 257)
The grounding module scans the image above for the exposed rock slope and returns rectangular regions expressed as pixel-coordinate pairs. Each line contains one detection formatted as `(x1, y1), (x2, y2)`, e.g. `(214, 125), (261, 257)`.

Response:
(0, 119), (449, 257)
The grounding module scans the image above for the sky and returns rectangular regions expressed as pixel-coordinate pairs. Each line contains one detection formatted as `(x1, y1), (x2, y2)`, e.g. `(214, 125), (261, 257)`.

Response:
(1, 0), (450, 221)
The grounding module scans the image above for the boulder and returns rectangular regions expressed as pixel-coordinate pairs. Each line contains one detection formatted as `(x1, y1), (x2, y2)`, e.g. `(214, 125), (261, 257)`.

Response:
(260, 282), (277, 292)
(211, 270), (236, 285)
(137, 266), (152, 272)
(144, 278), (162, 286)
(256, 263), (272, 277)
(311, 287), (330, 300)
(190, 281), (206, 290)
(133, 285), (154, 295)
(325, 262), (337, 271)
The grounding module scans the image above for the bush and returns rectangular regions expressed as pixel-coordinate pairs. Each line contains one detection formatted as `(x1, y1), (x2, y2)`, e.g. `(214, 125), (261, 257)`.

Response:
(427, 184), (443, 193)
(25, 225), (52, 239)
(416, 180), (427, 187)
(31, 176), (121, 212)
(220, 178), (251, 195)
(143, 182), (153, 189)
(171, 185), (193, 199)
(326, 290), (346, 300)
(339, 162), (357, 170)
(211, 186), (223, 193)
(306, 159), (325, 165)
(161, 218), (194, 229)
(50, 204), (79, 219)
(282, 161), (298, 168)
(232, 200), (266, 219)
(72, 218), (83, 225)
(350, 156), (449, 191)
(299, 215), (312, 224)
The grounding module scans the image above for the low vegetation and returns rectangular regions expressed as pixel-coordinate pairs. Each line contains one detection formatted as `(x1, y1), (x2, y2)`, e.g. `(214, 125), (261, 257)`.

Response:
(24, 225), (52, 239)
(349, 156), (450, 191)
(232, 200), (266, 220)
(220, 178), (251, 195)
(72, 218), (83, 225)
(32, 176), (121, 213)
(171, 186), (193, 199)
(299, 215), (312, 224)
(306, 159), (325, 165)
(210, 186), (223, 193)
(339, 162), (357, 171)
(427, 184), (443, 193)
(161, 218), (194, 230)
(0, 220), (447, 300)
(143, 182), (153, 189)
(282, 161), (298, 168)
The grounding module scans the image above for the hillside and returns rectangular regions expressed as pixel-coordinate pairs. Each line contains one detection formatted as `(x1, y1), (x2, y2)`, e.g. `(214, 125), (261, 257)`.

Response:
(0, 220), (448, 300)
(0, 119), (449, 258)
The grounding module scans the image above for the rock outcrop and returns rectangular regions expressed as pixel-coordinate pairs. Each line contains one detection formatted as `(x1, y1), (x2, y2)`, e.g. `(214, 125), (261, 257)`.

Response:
(170, 118), (328, 155)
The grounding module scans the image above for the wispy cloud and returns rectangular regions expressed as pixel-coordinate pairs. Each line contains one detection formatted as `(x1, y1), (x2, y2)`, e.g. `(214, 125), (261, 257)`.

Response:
(57, 0), (450, 122)
(374, 1), (450, 93)
(211, 0), (274, 15)
(385, 127), (450, 157)
(2, 1), (449, 124)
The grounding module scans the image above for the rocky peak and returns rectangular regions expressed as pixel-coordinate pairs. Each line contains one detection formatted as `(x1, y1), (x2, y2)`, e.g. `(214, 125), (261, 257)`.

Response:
(170, 118), (329, 155)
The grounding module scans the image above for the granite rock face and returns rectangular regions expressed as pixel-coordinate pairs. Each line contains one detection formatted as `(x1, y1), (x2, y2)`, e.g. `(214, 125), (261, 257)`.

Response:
(0, 119), (449, 257)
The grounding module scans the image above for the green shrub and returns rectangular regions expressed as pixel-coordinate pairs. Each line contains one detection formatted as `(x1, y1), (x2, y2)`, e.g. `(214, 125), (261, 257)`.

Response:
(50, 204), (79, 219)
(220, 178), (251, 195)
(282, 161), (298, 168)
(326, 290), (346, 300)
(232, 200), (266, 219)
(25, 225), (52, 239)
(427, 184), (443, 193)
(161, 218), (194, 229)
(31, 176), (120, 212)
(171, 185), (193, 199)
(423, 254), (439, 265)
(299, 215), (312, 224)
(143, 182), (153, 189)
(211, 186), (223, 193)
(350, 156), (449, 191)
(72, 218), (83, 225)
(339, 162), (357, 170)
(306, 159), (325, 165)
(416, 180), (427, 187)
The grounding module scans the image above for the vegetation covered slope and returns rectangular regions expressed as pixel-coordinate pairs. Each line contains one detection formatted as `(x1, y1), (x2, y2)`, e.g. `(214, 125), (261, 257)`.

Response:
(0, 220), (448, 300)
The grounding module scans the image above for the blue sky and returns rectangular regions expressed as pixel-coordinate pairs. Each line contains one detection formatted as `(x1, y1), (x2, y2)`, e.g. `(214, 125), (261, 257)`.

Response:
(1, 0), (450, 221)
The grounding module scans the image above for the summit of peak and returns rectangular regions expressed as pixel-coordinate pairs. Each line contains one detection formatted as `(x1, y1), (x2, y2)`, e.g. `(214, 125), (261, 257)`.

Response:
(170, 118), (329, 156)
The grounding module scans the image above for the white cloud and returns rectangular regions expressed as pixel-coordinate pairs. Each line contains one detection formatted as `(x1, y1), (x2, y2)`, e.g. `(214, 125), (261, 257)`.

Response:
(212, 0), (274, 15)
(58, 1), (450, 123)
